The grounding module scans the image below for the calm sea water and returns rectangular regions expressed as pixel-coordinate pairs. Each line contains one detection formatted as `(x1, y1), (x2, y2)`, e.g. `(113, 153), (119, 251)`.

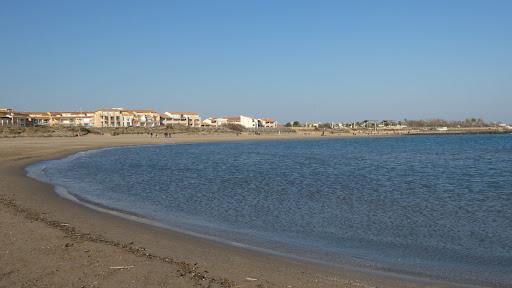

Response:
(27, 135), (512, 286)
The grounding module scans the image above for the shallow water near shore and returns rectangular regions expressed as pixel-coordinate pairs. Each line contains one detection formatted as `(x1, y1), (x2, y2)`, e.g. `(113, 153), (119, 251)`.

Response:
(27, 134), (512, 286)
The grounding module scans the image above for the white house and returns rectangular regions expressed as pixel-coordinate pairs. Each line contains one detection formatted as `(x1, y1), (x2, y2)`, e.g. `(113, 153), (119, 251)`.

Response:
(257, 118), (277, 128)
(94, 108), (159, 128)
(128, 110), (160, 127)
(226, 115), (257, 128)
(54, 112), (96, 127)
(0, 109), (28, 126)
(162, 112), (201, 127)
(94, 109), (125, 127)
(202, 117), (228, 127)
(498, 123), (512, 129)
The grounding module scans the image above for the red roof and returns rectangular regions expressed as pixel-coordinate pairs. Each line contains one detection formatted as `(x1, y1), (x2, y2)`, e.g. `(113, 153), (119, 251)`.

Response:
(225, 116), (241, 121)
(165, 112), (199, 115)
(124, 109), (157, 113)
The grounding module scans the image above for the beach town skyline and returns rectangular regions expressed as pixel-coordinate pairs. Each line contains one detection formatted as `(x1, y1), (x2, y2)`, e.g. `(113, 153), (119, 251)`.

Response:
(2, 106), (510, 129)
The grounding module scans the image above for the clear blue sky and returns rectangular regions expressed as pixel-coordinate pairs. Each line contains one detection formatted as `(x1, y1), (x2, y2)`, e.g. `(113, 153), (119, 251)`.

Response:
(1, 0), (511, 123)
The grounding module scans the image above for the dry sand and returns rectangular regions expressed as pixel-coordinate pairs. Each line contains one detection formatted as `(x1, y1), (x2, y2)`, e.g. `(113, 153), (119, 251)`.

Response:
(0, 133), (475, 288)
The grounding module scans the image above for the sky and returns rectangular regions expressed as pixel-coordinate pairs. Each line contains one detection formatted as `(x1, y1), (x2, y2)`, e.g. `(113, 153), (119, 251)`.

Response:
(0, 0), (511, 123)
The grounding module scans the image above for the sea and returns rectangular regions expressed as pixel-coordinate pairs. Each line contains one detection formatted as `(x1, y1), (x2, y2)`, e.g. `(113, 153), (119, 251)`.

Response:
(26, 134), (512, 287)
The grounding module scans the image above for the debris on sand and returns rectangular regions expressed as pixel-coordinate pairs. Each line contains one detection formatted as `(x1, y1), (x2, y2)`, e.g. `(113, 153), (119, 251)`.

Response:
(109, 266), (135, 269)
(245, 277), (258, 281)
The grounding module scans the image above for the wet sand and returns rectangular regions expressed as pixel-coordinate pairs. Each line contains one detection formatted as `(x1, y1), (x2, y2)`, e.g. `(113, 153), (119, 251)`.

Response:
(0, 133), (476, 287)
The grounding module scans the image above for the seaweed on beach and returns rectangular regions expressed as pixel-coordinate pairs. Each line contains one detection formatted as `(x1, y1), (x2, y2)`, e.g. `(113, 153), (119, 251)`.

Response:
(0, 196), (237, 288)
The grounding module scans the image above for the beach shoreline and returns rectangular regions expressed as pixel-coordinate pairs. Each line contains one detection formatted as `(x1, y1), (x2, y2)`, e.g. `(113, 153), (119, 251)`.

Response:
(0, 134), (480, 287)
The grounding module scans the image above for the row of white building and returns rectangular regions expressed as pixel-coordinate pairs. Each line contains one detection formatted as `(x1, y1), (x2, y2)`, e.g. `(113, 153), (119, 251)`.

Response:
(202, 115), (277, 128)
(0, 107), (277, 129)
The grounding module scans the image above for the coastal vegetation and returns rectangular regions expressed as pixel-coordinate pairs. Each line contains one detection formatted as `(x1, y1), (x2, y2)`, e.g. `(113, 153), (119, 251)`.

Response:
(404, 118), (490, 128)
(0, 124), (296, 138)
(0, 125), (89, 138)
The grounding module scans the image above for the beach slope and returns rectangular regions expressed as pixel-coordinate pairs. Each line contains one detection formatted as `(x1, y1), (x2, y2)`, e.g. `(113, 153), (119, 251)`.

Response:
(0, 134), (466, 288)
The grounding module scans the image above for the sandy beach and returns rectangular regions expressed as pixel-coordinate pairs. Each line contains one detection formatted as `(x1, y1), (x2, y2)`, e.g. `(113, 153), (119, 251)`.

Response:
(0, 133), (475, 288)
